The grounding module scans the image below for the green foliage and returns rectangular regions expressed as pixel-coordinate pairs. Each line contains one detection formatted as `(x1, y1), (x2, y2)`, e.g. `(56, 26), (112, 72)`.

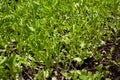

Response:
(0, 0), (119, 79)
